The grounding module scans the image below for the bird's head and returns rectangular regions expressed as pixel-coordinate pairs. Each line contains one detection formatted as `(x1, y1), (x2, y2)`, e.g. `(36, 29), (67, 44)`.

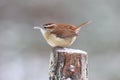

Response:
(42, 23), (57, 31)
(33, 23), (57, 33)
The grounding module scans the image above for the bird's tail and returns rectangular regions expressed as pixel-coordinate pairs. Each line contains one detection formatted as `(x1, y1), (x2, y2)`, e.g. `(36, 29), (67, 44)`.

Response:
(75, 20), (92, 33)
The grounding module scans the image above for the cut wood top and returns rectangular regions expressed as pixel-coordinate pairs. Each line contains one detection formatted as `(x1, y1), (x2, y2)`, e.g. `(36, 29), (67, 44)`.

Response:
(56, 48), (87, 54)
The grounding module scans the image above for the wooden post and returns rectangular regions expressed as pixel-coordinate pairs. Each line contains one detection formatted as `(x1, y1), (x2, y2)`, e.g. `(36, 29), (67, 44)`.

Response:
(49, 48), (88, 80)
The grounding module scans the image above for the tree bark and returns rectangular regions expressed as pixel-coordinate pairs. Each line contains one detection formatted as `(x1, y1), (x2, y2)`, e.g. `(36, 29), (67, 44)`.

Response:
(49, 48), (88, 80)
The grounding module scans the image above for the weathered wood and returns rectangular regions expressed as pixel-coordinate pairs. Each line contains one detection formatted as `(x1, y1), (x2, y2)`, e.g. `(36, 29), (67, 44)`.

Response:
(49, 48), (88, 80)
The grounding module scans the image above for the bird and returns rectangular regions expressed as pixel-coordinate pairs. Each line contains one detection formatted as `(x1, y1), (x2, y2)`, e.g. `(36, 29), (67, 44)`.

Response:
(34, 21), (91, 48)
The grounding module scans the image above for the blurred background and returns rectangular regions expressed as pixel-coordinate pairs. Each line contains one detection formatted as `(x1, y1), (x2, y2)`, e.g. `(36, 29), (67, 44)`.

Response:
(0, 0), (120, 80)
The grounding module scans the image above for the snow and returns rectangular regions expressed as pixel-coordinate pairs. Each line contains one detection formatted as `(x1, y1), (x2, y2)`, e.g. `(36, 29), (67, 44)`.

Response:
(57, 48), (87, 54)
(69, 65), (75, 71)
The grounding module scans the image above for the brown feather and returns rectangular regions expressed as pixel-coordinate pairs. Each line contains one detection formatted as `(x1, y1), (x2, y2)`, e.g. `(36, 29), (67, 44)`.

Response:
(51, 24), (77, 38)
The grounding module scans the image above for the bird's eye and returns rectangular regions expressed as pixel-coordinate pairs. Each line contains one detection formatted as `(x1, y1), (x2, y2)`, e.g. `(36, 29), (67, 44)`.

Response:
(43, 23), (56, 30)
(44, 26), (48, 28)
(43, 24), (52, 29)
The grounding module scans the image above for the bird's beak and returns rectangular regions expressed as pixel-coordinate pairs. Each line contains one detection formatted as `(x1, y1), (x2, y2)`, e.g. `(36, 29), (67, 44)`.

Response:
(33, 27), (41, 30)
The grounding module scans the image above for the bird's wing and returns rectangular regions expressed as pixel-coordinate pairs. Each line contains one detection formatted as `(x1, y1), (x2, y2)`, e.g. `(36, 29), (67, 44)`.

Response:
(51, 29), (77, 38)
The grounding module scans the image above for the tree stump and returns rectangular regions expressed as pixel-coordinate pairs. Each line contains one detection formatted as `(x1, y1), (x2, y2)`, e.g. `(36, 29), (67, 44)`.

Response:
(49, 48), (88, 80)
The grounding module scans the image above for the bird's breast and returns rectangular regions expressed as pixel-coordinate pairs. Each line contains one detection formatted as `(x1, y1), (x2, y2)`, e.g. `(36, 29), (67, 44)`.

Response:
(40, 29), (76, 47)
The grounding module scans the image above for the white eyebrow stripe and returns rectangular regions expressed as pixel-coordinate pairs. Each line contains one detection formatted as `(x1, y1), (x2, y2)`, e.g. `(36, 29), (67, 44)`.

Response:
(45, 24), (57, 27)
